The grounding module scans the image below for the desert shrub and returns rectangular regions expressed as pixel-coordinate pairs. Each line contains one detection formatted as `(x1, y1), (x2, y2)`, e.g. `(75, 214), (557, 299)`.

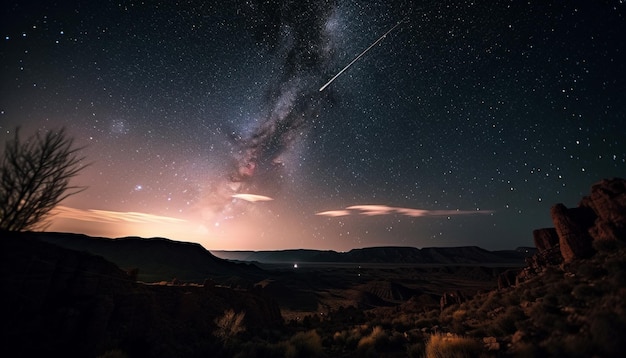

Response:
(214, 309), (246, 343)
(415, 317), (439, 329)
(592, 238), (626, 253)
(573, 261), (607, 280)
(285, 330), (324, 358)
(357, 325), (388, 352)
(499, 290), (522, 307)
(414, 308), (442, 330)
(571, 283), (600, 299)
(590, 313), (626, 357)
(557, 334), (596, 358)
(424, 333), (482, 358)
(391, 312), (415, 331)
(440, 304), (458, 319)
(452, 309), (467, 321)
(333, 327), (363, 350)
(528, 299), (569, 333)
(512, 342), (549, 358)
(97, 350), (128, 358)
(541, 267), (564, 285)
(487, 306), (526, 336)
(387, 330), (407, 350)
(332, 330), (346, 346)
(542, 335), (580, 357)
(610, 269), (626, 286)
(477, 291), (501, 316)
(518, 286), (536, 302)
(407, 342), (426, 358)
(539, 293), (559, 310)
(463, 295), (483, 311)
(603, 256), (626, 286)
(447, 309), (468, 333)
(527, 283), (547, 301)
(233, 340), (285, 358)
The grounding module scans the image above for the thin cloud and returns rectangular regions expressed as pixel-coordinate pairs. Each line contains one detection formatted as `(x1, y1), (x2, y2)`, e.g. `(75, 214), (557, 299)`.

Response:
(315, 210), (351, 217)
(51, 206), (187, 224)
(316, 204), (493, 218)
(232, 194), (274, 202)
(346, 205), (394, 216)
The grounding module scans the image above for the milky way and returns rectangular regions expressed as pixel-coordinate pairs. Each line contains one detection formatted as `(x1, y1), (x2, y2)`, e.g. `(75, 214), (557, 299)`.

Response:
(1, 0), (625, 250)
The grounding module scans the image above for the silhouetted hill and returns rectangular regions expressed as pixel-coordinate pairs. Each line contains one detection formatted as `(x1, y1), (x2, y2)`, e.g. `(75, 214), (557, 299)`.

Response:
(212, 245), (533, 265)
(27, 232), (262, 283)
(214, 248), (336, 263)
(0, 231), (283, 358)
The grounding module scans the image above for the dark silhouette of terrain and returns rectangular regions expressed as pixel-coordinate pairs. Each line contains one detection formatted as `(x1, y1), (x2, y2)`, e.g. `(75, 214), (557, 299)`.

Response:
(30, 232), (263, 283)
(0, 231), (282, 358)
(2, 177), (624, 357)
(212, 246), (534, 265)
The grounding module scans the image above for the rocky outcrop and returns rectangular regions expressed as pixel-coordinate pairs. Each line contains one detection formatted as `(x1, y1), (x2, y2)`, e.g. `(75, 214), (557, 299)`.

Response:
(581, 178), (626, 222)
(500, 178), (626, 288)
(551, 204), (596, 262)
(532, 228), (559, 252)
(498, 268), (521, 290)
(440, 290), (466, 312)
(533, 178), (626, 264)
(580, 178), (626, 241)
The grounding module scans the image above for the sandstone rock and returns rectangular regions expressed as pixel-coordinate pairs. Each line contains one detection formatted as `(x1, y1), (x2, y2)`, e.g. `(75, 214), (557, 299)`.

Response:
(527, 245), (563, 271)
(590, 221), (624, 242)
(551, 204), (595, 262)
(498, 268), (521, 290)
(515, 267), (533, 285)
(581, 178), (626, 241)
(533, 228), (559, 252)
(581, 178), (626, 223)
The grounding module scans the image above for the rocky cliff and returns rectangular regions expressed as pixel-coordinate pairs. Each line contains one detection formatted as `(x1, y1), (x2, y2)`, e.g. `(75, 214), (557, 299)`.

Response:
(501, 177), (626, 287)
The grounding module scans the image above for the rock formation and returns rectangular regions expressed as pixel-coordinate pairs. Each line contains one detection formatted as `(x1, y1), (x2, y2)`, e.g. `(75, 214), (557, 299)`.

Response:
(532, 228), (559, 252)
(500, 177), (626, 288)
(551, 204), (596, 262)
(498, 268), (521, 290)
(440, 290), (466, 312)
(581, 178), (626, 241)
(541, 178), (625, 263)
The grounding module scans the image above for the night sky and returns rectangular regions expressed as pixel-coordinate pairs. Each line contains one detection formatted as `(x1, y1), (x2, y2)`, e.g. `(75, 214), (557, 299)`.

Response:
(1, 0), (624, 251)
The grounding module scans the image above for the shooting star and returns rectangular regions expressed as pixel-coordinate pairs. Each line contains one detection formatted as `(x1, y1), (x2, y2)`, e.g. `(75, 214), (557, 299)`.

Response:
(319, 20), (404, 92)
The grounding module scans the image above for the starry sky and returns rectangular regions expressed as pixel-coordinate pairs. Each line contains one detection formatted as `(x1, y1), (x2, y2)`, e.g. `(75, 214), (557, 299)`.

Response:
(1, 0), (625, 251)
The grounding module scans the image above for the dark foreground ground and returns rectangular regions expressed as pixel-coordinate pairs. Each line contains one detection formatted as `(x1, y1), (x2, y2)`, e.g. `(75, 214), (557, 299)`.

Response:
(1, 231), (517, 357)
(2, 231), (625, 357)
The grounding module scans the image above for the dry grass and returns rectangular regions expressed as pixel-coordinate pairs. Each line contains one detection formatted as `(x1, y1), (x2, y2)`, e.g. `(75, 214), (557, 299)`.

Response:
(424, 333), (482, 358)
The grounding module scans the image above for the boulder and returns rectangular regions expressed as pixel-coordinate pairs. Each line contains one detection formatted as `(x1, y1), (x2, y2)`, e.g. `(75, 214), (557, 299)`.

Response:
(580, 178), (626, 224)
(590, 221), (624, 242)
(440, 290), (466, 312)
(581, 178), (626, 241)
(498, 268), (521, 290)
(551, 204), (595, 262)
(533, 228), (559, 252)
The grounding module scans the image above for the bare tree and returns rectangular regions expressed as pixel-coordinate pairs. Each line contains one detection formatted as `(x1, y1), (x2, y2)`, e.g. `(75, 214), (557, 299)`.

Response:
(0, 127), (87, 231)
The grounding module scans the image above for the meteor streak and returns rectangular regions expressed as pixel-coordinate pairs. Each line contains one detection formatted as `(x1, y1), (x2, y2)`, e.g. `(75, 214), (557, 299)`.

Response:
(319, 20), (403, 92)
